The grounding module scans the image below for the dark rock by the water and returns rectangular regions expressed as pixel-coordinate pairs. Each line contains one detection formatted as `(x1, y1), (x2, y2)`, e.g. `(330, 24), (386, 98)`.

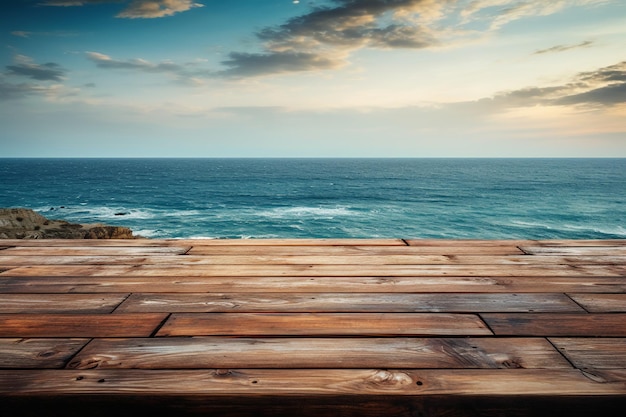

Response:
(0, 208), (138, 239)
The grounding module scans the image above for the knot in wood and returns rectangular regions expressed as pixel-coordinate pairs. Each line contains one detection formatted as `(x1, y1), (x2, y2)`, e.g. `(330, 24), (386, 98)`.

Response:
(368, 370), (413, 388)
(213, 369), (233, 377)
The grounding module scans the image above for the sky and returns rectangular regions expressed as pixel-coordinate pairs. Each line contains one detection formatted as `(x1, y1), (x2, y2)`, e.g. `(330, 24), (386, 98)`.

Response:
(0, 0), (625, 157)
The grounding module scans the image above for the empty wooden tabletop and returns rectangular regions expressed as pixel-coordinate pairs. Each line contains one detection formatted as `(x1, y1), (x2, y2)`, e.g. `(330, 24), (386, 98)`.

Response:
(0, 238), (625, 416)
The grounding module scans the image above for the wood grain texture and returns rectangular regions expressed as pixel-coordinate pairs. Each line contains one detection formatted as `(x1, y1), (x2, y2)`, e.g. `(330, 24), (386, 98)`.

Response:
(2, 275), (625, 293)
(0, 238), (624, 415)
(0, 338), (89, 369)
(0, 313), (168, 337)
(157, 313), (492, 336)
(550, 338), (626, 369)
(4, 263), (620, 277)
(0, 294), (128, 313)
(66, 337), (571, 370)
(520, 245), (626, 256)
(115, 292), (584, 313)
(2, 369), (625, 396)
(188, 244), (525, 256)
(568, 293), (626, 312)
(4, 254), (624, 266)
(481, 313), (626, 336)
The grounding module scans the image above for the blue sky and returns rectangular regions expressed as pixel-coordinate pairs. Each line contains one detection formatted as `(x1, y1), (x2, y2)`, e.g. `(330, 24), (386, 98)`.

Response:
(1, 0), (625, 157)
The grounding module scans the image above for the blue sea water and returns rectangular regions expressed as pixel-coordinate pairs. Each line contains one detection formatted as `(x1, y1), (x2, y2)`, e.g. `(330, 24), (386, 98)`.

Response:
(0, 158), (624, 240)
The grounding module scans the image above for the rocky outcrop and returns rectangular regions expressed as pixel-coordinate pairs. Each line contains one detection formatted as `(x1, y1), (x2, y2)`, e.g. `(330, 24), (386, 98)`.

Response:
(0, 208), (137, 239)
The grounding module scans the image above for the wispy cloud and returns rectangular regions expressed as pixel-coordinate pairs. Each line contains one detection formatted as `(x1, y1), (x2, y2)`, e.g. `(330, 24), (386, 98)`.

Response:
(11, 31), (32, 38)
(10, 30), (79, 38)
(533, 40), (594, 55)
(39, 0), (204, 19)
(0, 54), (79, 100)
(218, 0), (448, 78)
(219, 51), (346, 78)
(5, 55), (67, 81)
(490, 61), (626, 107)
(219, 0), (611, 78)
(39, 0), (123, 6)
(462, 0), (610, 30)
(86, 51), (209, 84)
(117, 0), (203, 19)
(87, 51), (184, 72)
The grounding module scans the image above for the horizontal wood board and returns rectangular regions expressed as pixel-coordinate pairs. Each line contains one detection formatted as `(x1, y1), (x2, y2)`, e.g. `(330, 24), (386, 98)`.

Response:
(0, 238), (624, 416)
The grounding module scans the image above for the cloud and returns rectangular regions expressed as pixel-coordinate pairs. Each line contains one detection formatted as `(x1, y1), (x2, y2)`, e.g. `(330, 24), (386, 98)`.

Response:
(87, 51), (183, 72)
(10, 30), (79, 38)
(461, 0), (609, 30)
(490, 61), (626, 107)
(218, 0), (447, 78)
(86, 51), (210, 84)
(533, 40), (594, 55)
(5, 55), (67, 81)
(11, 31), (32, 38)
(0, 81), (41, 100)
(39, 0), (204, 18)
(219, 0), (608, 78)
(117, 0), (204, 19)
(257, 0), (443, 51)
(218, 51), (345, 78)
(39, 0), (123, 6)
(556, 83), (626, 106)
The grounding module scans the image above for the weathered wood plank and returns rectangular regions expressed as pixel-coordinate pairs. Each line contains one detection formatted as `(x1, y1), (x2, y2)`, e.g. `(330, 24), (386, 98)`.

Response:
(4, 263), (618, 277)
(568, 294), (626, 312)
(157, 313), (492, 337)
(66, 337), (570, 370)
(0, 294), (129, 313)
(0, 338), (89, 369)
(405, 239), (531, 247)
(0, 313), (168, 337)
(3, 253), (623, 266)
(481, 313), (626, 336)
(520, 246), (626, 256)
(550, 338), (626, 369)
(116, 292), (584, 313)
(186, 238), (406, 246)
(2, 275), (625, 293)
(533, 240), (626, 247)
(188, 245), (526, 256)
(1, 369), (625, 396)
(0, 246), (191, 256)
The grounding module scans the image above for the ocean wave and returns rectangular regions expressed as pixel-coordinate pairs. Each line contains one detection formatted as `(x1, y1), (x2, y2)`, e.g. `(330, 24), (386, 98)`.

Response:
(257, 206), (356, 219)
(509, 220), (554, 229)
(37, 206), (156, 220)
(560, 224), (626, 237)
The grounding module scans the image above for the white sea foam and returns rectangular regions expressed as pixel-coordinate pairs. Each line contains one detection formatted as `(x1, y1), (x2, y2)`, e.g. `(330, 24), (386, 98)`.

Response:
(561, 224), (626, 237)
(258, 206), (355, 219)
(509, 220), (554, 229)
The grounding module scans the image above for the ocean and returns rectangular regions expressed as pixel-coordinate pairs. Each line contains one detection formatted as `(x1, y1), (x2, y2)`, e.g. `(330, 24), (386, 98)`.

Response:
(0, 158), (624, 240)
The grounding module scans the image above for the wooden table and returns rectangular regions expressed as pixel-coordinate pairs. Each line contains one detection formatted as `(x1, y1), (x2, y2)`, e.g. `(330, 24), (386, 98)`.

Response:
(1, 239), (625, 416)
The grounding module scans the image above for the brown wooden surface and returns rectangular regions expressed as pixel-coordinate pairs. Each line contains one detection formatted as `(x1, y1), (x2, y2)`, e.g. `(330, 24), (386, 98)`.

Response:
(157, 312), (492, 336)
(66, 337), (570, 370)
(0, 294), (129, 313)
(568, 293), (626, 312)
(0, 313), (167, 337)
(550, 338), (626, 369)
(481, 313), (626, 336)
(115, 292), (584, 313)
(0, 238), (625, 417)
